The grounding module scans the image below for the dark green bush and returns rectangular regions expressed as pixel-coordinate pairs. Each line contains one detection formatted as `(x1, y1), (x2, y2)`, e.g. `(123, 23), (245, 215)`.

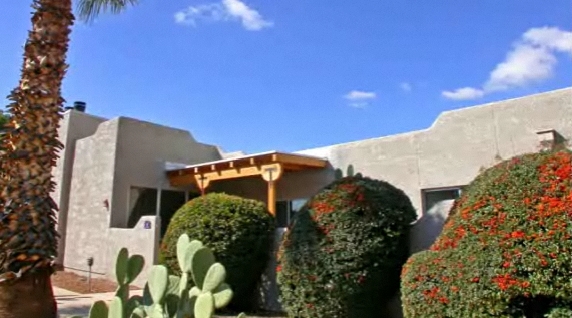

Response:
(160, 193), (275, 311)
(401, 150), (572, 317)
(277, 175), (417, 318)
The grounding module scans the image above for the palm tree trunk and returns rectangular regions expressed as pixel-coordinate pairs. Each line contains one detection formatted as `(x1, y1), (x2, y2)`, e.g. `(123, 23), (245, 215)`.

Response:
(0, 0), (74, 317)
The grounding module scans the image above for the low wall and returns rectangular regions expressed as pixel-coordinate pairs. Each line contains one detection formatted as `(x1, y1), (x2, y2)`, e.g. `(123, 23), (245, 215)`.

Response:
(63, 216), (160, 288)
(107, 216), (160, 287)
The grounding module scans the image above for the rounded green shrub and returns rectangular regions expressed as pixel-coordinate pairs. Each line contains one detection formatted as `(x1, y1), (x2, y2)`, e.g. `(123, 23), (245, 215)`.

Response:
(277, 175), (417, 318)
(160, 193), (275, 311)
(401, 150), (572, 317)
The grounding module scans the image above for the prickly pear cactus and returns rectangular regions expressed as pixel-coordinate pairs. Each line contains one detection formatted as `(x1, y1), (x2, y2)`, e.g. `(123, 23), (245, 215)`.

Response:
(114, 247), (145, 315)
(70, 234), (245, 318)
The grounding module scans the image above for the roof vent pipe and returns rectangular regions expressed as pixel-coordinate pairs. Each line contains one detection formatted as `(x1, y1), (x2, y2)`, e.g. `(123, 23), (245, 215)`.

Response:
(73, 101), (86, 112)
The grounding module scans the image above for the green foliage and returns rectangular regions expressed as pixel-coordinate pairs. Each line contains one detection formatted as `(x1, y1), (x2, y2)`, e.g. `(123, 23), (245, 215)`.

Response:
(77, 0), (140, 23)
(72, 234), (245, 318)
(401, 150), (572, 317)
(160, 193), (275, 311)
(114, 248), (145, 302)
(277, 175), (417, 318)
(0, 111), (8, 129)
(0, 111), (8, 142)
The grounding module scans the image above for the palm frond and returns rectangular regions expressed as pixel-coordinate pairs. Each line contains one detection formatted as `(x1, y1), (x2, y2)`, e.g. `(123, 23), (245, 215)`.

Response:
(77, 0), (140, 23)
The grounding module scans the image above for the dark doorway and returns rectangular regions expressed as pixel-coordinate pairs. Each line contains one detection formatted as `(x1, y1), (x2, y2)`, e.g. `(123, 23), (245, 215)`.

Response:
(160, 190), (200, 237)
(128, 187), (158, 228)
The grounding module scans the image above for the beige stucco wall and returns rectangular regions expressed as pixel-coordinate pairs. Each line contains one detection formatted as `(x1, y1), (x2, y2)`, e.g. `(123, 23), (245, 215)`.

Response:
(107, 216), (161, 287)
(63, 118), (119, 278)
(210, 87), (572, 314)
(294, 87), (572, 251)
(51, 110), (107, 264)
(61, 115), (222, 285)
(54, 87), (571, 308)
(111, 117), (222, 227)
(215, 88), (572, 238)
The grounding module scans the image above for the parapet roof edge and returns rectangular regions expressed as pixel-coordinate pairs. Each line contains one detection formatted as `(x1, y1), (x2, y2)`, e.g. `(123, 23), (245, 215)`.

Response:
(295, 87), (572, 153)
(429, 86), (572, 129)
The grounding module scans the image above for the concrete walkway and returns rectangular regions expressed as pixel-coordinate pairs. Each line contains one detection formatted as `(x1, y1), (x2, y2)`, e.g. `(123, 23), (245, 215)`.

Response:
(55, 287), (142, 318)
(54, 287), (281, 318)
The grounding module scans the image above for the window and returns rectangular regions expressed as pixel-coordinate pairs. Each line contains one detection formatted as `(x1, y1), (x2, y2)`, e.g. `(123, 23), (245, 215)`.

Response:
(276, 201), (290, 228)
(276, 198), (309, 228)
(159, 190), (197, 237)
(127, 187), (158, 228)
(127, 187), (197, 231)
(422, 187), (462, 214)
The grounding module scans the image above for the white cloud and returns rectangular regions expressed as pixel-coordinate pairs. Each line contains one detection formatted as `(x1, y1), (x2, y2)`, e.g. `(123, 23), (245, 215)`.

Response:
(174, 3), (226, 26)
(175, 0), (272, 31)
(344, 90), (377, 101)
(442, 87), (485, 100)
(343, 90), (376, 108)
(442, 26), (572, 100)
(523, 26), (572, 54)
(400, 82), (412, 92)
(483, 45), (556, 92)
(222, 0), (274, 30)
(348, 102), (369, 109)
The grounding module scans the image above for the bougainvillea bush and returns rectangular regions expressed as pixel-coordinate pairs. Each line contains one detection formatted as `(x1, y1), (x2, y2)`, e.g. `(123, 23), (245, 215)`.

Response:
(160, 193), (275, 311)
(277, 175), (417, 318)
(401, 150), (572, 318)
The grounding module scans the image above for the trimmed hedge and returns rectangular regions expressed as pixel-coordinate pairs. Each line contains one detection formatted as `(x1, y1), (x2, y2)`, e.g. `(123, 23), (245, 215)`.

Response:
(401, 150), (572, 317)
(277, 175), (416, 318)
(160, 193), (275, 311)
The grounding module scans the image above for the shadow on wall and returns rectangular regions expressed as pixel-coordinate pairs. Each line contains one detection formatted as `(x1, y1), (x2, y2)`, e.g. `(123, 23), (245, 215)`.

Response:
(409, 199), (453, 254)
(256, 228), (287, 313)
(334, 164), (363, 180)
(333, 164), (453, 255)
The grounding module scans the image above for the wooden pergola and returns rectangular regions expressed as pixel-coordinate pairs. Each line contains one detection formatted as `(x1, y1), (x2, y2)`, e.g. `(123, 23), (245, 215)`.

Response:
(166, 151), (328, 216)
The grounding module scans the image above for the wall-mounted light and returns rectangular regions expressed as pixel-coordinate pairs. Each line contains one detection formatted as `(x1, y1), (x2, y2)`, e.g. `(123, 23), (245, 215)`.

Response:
(536, 129), (557, 151)
(87, 257), (94, 292)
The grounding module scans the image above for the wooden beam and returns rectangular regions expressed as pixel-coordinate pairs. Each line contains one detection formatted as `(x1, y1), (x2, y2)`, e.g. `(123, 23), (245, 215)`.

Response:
(268, 180), (276, 216)
(168, 174), (195, 187)
(167, 163), (283, 187)
(275, 153), (327, 169)
(195, 175), (211, 195)
(166, 152), (328, 187)
(261, 163), (282, 216)
(261, 163), (283, 182)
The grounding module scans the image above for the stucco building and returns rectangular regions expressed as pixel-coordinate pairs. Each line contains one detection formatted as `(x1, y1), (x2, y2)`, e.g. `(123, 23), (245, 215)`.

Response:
(51, 87), (571, 311)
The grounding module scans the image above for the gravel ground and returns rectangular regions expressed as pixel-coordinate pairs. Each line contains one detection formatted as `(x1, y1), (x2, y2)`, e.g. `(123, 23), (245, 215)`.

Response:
(52, 270), (140, 294)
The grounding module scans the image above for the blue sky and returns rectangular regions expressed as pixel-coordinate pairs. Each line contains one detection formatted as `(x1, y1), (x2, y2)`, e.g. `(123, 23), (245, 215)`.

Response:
(1, 0), (571, 154)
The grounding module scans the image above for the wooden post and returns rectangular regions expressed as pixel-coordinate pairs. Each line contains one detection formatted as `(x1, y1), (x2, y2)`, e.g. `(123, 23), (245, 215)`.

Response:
(268, 180), (276, 216)
(195, 175), (210, 196)
(261, 163), (283, 217)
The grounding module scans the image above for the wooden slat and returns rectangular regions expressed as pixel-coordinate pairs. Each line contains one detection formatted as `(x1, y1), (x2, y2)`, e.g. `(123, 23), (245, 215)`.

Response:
(275, 153), (328, 168)
(167, 152), (328, 186)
